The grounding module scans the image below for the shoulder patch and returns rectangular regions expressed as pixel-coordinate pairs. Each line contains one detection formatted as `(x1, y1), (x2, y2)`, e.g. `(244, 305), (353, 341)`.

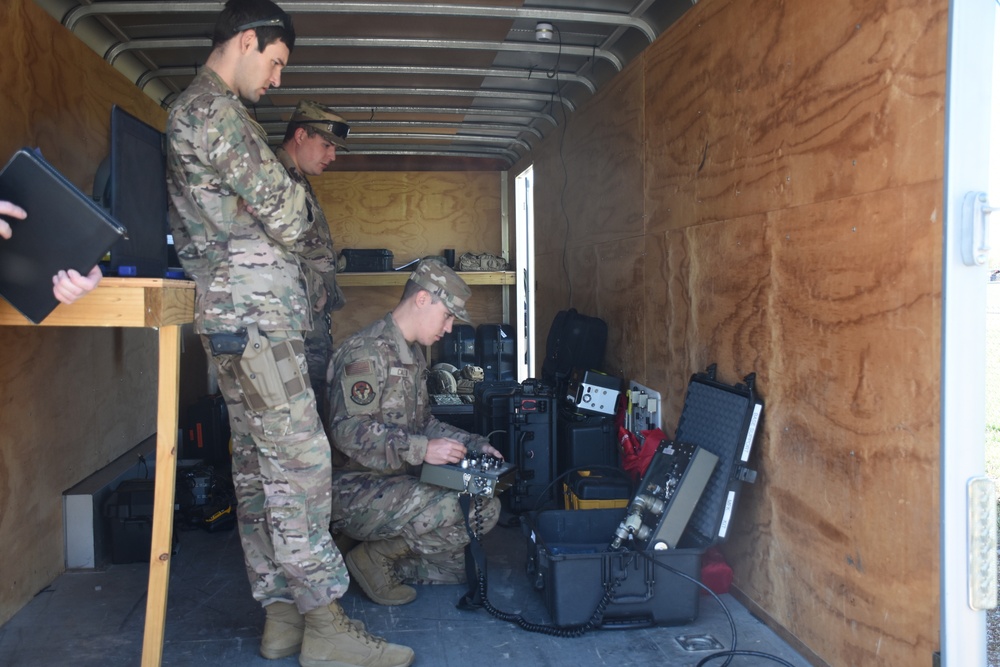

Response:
(345, 360), (374, 376)
(350, 381), (375, 405)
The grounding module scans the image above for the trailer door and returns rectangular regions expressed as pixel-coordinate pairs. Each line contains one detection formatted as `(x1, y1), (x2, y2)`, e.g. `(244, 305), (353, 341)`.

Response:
(941, 1), (997, 665)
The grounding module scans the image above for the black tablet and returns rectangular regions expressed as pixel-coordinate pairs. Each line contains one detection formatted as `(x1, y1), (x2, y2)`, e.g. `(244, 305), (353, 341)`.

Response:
(0, 148), (126, 323)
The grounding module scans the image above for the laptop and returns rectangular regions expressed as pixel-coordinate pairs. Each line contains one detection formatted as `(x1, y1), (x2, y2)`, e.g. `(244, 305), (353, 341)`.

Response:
(0, 148), (126, 323)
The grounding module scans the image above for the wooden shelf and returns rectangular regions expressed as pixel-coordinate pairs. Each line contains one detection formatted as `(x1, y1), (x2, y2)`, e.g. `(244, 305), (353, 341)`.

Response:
(337, 270), (515, 287)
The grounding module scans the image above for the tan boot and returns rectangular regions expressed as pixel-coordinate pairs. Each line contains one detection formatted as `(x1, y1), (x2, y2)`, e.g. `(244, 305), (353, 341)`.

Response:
(344, 539), (417, 606)
(260, 601), (304, 659)
(300, 600), (414, 667)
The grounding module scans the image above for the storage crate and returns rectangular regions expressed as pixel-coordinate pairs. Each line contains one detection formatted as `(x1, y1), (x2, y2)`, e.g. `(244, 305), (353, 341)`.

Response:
(562, 471), (631, 510)
(103, 478), (155, 564)
(522, 508), (702, 628)
(341, 248), (394, 272)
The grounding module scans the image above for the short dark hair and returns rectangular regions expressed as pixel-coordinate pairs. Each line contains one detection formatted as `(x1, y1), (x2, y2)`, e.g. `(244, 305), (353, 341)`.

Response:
(212, 0), (296, 53)
(282, 122), (319, 144)
(401, 279), (443, 305)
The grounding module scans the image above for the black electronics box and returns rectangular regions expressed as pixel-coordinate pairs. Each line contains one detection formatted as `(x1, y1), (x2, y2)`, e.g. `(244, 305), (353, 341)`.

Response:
(522, 508), (702, 628)
(341, 248), (394, 272)
(103, 478), (155, 564)
(556, 411), (618, 477)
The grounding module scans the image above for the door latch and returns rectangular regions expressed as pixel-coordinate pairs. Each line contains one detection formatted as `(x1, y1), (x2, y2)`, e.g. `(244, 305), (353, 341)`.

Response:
(961, 191), (995, 267)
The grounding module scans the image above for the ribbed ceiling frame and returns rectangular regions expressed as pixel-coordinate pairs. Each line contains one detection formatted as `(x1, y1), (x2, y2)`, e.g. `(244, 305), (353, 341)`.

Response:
(51, 0), (690, 167)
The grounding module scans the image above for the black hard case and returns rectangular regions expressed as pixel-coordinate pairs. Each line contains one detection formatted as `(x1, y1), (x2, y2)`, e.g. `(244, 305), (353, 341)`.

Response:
(103, 478), (155, 564)
(475, 323), (516, 381)
(439, 323), (476, 369)
(183, 394), (231, 465)
(473, 380), (518, 443)
(504, 380), (559, 513)
(674, 364), (763, 547)
(523, 508), (701, 628)
(523, 364), (764, 628)
(341, 248), (394, 272)
(556, 410), (619, 477)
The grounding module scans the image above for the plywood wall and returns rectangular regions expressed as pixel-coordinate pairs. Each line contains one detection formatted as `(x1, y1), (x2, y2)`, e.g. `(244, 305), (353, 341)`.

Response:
(518, 0), (946, 665)
(0, 0), (174, 626)
(309, 171), (505, 343)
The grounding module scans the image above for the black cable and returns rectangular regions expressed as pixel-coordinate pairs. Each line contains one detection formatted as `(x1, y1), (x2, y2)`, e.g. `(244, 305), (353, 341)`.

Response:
(696, 650), (797, 667)
(544, 24), (573, 310)
(635, 551), (737, 667)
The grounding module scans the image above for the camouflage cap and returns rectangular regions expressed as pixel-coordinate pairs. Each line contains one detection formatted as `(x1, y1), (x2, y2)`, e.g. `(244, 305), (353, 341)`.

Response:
(289, 100), (350, 148)
(409, 258), (472, 322)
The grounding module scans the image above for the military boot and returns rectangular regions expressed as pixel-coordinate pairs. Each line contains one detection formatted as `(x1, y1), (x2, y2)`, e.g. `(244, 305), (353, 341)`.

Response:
(260, 601), (304, 659)
(299, 600), (414, 667)
(344, 538), (417, 606)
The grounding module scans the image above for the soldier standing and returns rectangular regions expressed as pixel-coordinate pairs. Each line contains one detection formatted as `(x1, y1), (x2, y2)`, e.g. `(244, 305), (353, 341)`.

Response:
(165, 2), (412, 666)
(326, 258), (503, 605)
(275, 100), (349, 425)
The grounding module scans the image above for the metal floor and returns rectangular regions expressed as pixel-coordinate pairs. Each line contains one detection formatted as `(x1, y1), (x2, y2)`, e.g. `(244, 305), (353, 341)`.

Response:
(0, 512), (812, 667)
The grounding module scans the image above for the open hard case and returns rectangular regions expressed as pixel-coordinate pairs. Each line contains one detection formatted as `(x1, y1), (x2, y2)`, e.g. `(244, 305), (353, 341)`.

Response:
(522, 364), (763, 628)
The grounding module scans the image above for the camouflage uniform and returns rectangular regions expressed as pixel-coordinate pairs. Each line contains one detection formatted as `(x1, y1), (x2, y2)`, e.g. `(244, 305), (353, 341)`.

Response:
(275, 145), (343, 424)
(327, 307), (501, 585)
(166, 67), (348, 613)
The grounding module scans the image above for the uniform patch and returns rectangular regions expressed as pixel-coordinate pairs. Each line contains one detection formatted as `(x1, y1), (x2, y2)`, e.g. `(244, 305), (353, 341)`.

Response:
(350, 381), (375, 405)
(346, 360), (374, 376)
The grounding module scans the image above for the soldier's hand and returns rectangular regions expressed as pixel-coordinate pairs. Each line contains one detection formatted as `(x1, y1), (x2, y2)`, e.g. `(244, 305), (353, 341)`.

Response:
(425, 438), (467, 465)
(480, 444), (503, 460)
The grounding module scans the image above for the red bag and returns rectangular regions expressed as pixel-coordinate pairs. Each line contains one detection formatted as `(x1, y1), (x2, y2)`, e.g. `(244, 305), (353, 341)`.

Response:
(701, 547), (733, 595)
(618, 425), (665, 482)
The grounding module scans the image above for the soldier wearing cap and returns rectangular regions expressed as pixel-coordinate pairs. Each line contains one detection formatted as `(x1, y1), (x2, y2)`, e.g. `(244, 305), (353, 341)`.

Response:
(276, 100), (350, 425)
(325, 258), (503, 606)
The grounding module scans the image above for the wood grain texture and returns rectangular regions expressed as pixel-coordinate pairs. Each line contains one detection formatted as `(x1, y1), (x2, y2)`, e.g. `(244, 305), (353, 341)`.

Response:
(312, 171), (506, 351)
(644, 0), (947, 234)
(311, 171), (502, 265)
(532, 63), (645, 258)
(0, 0), (172, 627)
(526, 0), (947, 664)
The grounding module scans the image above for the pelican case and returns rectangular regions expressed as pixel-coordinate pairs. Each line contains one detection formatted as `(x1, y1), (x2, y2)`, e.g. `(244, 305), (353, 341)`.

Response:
(439, 323), (476, 370)
(341, 248), (394, 272)
(523, 364), (765, 627)
(673, 364), (763, 546)
(522, 508), (702, 628)
(473, 379), (518, 444)
(103, 478), (155, 564)
(475, 323), (516, 381)
(556, 409), (619, 477)
(505, 379), (559, 513)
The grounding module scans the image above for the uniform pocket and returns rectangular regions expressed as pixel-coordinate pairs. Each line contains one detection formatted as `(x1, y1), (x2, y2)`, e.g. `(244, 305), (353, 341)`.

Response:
(264, 493), (311, 564)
